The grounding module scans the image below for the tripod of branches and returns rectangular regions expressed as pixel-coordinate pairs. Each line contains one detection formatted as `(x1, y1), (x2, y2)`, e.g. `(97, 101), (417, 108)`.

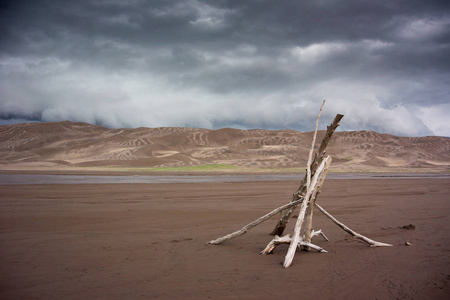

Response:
(208, 100), (392, 268)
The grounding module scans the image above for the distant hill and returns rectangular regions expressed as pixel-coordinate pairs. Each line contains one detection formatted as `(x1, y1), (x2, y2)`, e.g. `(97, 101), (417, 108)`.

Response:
(0, 121), (449, 172)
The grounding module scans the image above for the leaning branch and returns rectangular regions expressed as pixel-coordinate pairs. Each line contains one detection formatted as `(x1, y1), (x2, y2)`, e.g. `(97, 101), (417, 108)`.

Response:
(303, 156), (331, 248)
(283, 156), (332, 268)
(307, 99), (326, 189)
(315, 203), (392, 247)
(207, 199), (303, 245)
(270, 113), (344, 236)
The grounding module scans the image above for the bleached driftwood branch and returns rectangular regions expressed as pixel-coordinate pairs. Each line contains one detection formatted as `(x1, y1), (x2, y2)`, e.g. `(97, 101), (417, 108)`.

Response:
(283, 156), (332, 268)
(311, 229), (329, 241)
(261, 230), (329, 255)
(270, 112), (344, 236)
(207, 198), (303, 245)
(303, 156), (331, 250)
(302, 100), (325, 250)
(307, 100), (325, 189)
(314, 203), (392, 247)
(260, 234), (327, 255)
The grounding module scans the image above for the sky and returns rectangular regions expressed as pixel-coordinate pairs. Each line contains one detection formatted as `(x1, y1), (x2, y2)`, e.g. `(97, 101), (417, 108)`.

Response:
(1, 0), (449, 136)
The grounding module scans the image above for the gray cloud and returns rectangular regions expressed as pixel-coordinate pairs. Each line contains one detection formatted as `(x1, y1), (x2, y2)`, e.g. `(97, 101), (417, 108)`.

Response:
(1, 0), (449, 136)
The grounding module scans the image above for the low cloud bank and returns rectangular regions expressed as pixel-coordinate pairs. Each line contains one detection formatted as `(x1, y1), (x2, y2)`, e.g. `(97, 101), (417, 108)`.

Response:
(1, 1), (449, 137)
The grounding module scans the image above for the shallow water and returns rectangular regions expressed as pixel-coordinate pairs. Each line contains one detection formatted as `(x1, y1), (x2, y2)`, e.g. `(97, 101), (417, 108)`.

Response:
(0, 173), (448, 185)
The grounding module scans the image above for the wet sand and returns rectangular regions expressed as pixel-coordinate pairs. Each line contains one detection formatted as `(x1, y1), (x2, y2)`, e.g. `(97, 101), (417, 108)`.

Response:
(1, 178), (449, 299)
(1, 172), (449, 185)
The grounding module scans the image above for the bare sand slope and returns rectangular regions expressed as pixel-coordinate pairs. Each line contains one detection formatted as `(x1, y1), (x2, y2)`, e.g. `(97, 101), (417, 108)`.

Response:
(0, 121), (449, 171)
(0, 178), (449, 299)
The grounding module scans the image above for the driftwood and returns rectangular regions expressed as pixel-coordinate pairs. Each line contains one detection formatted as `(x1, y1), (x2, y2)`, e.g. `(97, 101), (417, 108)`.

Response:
(283, 155), (332, 268)
(306, 100), (325, 190)
(261, 234), (327, 255)
(311, 229), (329, 241)
(261, 230), (328, 255)
(303, 154), (329, 249)
(207, 199), (303, 245)
(302, 100), (325, 248)
(315, 203), (393, 247)
(302, 113), (331, 249)
(270, 112), (344, 236)
(207, 101), (392, 268)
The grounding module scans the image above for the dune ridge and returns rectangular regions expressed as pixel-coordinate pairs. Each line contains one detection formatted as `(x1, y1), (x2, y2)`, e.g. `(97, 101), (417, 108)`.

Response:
(0, 121), (449, 172)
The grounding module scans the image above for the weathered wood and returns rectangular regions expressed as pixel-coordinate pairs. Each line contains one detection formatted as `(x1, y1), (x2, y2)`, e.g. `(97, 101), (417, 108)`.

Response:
(315, 203), (393, 247)
(261, 234), (291, 254)
(300, 103), (326, 251)
(303, 158), (330, 249)
(270, 113), (344, 236)
(206, 102), (391, 268)
(311, 229), (329, 241)
(307, 100), (325, 189)
(207, 199), (303, 245)
(260, 234), (327, 255)
(283, 156), (332, 268)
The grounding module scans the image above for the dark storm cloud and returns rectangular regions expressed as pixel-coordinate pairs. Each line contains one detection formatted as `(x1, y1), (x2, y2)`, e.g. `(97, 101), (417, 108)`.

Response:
(1, 0), (449, 136)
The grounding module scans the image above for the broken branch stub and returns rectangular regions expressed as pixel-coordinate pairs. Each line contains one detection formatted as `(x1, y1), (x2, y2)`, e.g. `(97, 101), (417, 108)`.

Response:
(261, 234), (327, 255)
(311, 229), (329, 241)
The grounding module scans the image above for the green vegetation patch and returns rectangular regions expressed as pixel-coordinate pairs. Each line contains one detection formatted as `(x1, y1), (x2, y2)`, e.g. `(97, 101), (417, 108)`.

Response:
(113, 164), (242, 173)
(340, 156), (354, 161)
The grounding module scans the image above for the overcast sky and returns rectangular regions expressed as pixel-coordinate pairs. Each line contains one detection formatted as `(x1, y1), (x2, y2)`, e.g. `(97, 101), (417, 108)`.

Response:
(1, 0), (449, 136)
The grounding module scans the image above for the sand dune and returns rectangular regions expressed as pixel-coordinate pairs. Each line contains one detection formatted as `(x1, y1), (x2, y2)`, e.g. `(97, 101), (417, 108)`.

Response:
(0, 121), (449, 172)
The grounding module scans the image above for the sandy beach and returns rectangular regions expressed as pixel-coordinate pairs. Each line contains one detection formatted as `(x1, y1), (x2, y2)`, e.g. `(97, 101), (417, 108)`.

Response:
(0, 176), (449, 299)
